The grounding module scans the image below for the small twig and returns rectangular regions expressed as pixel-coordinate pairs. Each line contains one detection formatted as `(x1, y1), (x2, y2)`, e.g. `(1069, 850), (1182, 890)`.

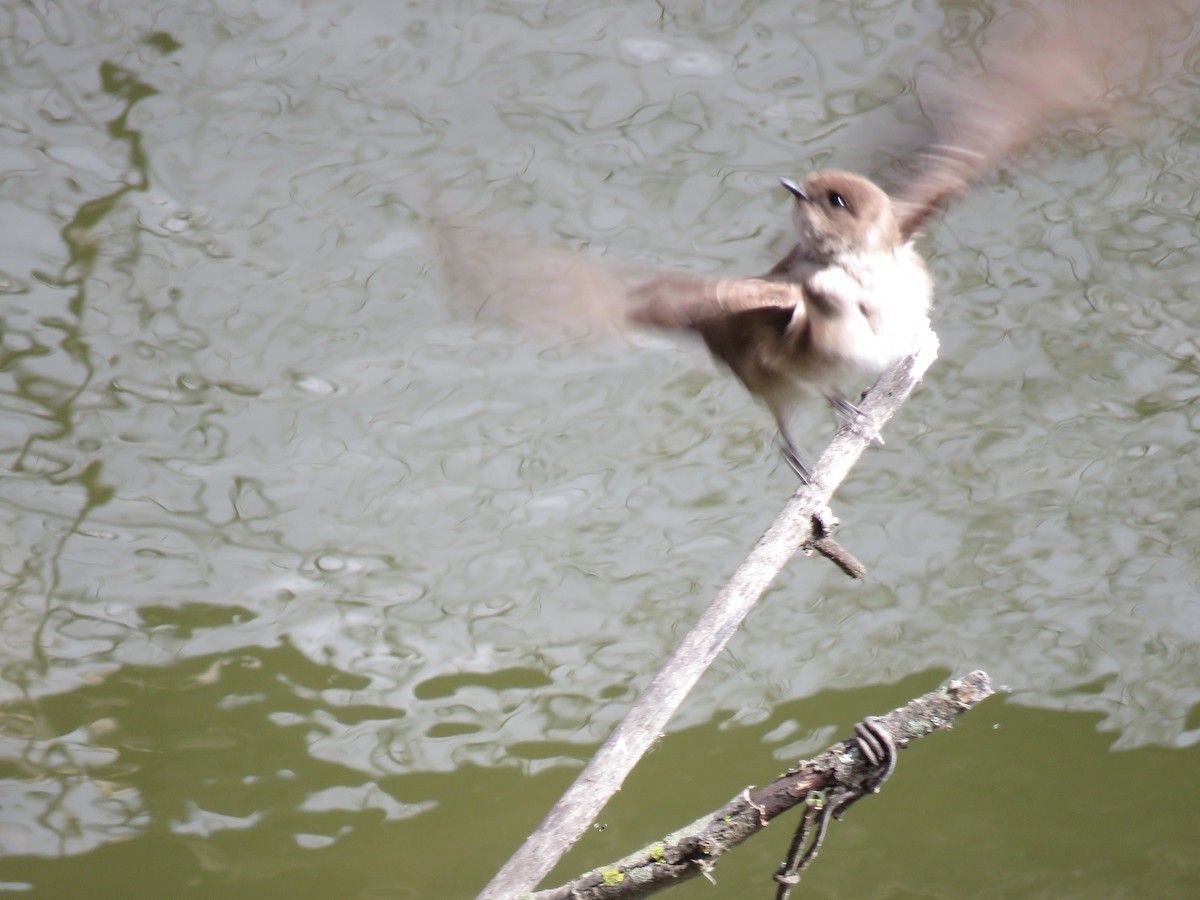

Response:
(773, 791), (836, 896)
(807, 537), (866, 578)
(476, 329), (939, 900)
(527, 671), (993, 900)
(805, 511), (867, 579)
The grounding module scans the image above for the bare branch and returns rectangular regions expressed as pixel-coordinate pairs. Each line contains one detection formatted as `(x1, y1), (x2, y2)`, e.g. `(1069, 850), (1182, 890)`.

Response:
(528, 671), (993, 900)
(476, 328), (939, 900)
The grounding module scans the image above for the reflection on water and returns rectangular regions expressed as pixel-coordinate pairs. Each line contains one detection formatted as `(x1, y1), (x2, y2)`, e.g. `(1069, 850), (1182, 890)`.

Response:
(1, 0), (1199, 894)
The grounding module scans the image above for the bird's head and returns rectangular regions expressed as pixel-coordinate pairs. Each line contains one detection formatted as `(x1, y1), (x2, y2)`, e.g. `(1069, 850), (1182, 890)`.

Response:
(781, 170), (900, 260)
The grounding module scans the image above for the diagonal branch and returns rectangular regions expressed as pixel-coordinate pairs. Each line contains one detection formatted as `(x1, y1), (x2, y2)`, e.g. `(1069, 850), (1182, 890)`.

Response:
(476, 327), (940, 900)
(529, 671), (993, 900)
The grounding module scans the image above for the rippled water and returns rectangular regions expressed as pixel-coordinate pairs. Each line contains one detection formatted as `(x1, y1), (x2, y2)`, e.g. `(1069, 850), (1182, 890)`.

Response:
(2, 0), (1199, 896)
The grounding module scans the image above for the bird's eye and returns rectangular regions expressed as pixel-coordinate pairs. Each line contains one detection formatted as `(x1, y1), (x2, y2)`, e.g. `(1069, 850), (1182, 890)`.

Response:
(827, 191), (847, 209)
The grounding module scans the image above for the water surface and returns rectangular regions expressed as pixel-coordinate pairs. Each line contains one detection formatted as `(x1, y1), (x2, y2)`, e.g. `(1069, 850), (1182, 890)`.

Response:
(1, 0), (1199, 896)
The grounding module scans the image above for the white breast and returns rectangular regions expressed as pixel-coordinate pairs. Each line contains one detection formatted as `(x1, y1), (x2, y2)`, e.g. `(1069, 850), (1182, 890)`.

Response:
(803, 245), (933, 386)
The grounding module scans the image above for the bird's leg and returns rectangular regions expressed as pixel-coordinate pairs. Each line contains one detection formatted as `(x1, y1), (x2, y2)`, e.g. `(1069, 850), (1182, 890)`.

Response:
(776, 430), (813, 484)
(825, 393), (884, 446)
(825, 392), (863, 425)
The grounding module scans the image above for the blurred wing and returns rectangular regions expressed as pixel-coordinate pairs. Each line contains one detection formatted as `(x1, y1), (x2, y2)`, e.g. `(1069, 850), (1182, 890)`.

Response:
(892, 0), (1169, 241)
(436, 219), (638, 338)
(436, 218), (805, 340)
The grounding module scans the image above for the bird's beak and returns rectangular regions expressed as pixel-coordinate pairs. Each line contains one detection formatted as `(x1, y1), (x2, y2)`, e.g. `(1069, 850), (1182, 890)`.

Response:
(780, 178), (809, 202)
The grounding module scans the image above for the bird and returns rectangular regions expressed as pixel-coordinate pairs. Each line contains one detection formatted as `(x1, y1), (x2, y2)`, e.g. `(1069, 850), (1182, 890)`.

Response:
(622, 170), (932, 479)
(437, 0), (1170, 481)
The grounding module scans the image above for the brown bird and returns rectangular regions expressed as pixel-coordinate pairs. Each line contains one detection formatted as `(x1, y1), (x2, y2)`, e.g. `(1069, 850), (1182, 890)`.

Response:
(622, 170), (932, 478)
(438, 0), (1168, 481)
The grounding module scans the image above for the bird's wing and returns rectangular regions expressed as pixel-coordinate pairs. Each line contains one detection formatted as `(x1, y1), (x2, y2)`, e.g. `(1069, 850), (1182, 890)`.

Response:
(437, 217), (806, 340)
(891, 0), (1168, 242)
(436, 219), (637, 338)
(627, 275), (804, 330)
(626, 274), (806, 397)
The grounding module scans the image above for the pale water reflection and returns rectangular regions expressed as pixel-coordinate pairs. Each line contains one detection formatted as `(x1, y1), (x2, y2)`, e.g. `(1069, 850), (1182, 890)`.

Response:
(0, 0), (1199, 895)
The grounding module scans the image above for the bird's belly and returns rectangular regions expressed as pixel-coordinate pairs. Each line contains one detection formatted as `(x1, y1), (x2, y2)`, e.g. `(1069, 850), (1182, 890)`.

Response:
(799, 254), (932, 391)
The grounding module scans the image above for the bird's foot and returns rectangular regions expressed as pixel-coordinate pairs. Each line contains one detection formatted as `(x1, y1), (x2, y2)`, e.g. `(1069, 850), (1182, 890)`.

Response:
(826, 393), (863, 424)
(826, 393), (884, 446)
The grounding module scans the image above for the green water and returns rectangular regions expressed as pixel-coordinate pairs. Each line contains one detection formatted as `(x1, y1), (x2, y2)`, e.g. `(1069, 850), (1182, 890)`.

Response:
(1, 0), (1198, 896)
